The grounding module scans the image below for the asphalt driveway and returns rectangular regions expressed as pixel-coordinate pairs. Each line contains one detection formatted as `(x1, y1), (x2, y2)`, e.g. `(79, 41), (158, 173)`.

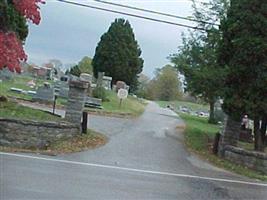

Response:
(1, 102), (267, 199)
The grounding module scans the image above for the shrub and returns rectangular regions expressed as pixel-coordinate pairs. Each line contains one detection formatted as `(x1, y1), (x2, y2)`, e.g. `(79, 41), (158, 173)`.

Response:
(92, 87), (108, 102)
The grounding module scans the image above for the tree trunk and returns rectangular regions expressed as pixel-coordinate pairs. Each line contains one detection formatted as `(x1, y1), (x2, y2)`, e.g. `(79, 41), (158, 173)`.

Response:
(208, 99), (216, 124)
(254, 117), (264, 152)
(260, 115), (267, 146)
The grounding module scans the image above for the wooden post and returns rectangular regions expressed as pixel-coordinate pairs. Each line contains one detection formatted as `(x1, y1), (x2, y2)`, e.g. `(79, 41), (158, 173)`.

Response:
(119, 98), (122, 108)
(81, 111), (88, 134)
(52, 95), (57, 115)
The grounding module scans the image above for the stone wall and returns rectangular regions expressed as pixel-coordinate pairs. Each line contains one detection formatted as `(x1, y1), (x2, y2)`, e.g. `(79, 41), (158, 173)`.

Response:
(0, 118), (79, 149)
(224, 145), (267, 174)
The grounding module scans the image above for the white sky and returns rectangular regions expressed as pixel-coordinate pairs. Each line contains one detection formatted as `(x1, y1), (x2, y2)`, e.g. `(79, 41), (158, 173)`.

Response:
(25, 0), (201, 77)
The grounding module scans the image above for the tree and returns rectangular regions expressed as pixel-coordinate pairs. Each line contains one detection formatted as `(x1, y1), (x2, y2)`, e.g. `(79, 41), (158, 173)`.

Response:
(135, 73), (150, 98)
(92, 18), (143, 90)
(78, 56), (93, 74)
(0, 0), (44, 73)
(171, 31), (224, 123)
(69, 65), (81, 77)
(218, 0), (267, 151)
(170, 0), (229, 124)
(141, 65), (182, 101)
(153, 65), (182, 101)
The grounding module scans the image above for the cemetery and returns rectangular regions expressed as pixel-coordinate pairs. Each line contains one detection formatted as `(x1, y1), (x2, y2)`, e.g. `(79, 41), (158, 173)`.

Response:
(0, 70), (145, 151)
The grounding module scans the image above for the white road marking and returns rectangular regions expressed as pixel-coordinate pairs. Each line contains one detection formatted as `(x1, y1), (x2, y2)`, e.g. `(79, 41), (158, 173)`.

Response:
(1, 152), (267, 187)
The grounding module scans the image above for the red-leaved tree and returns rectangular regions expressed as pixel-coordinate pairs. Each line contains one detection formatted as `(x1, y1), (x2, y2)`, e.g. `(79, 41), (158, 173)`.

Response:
(0, 0), (45, 73)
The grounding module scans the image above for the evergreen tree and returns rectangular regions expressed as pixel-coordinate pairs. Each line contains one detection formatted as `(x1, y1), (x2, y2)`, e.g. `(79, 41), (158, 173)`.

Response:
(0, 1), (28, 41)
(92, 18), (143, 90)
(218, 0), (267, 151)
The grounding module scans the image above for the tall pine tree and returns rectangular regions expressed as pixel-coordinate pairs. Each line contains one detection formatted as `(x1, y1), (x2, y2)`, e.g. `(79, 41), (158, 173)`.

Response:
(219, 0), (267, 151)
(92, 18), (143, 90)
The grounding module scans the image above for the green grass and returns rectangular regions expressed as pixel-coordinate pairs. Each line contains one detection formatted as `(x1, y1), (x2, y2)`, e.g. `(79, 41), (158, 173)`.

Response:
(179, 112), (219, 151)
(87, 91), (146, 116)
(0, 101), (62, 122)
(157, 100), (209, 112)
(0, 75), (51, 100)
(179, 112), (267, 181)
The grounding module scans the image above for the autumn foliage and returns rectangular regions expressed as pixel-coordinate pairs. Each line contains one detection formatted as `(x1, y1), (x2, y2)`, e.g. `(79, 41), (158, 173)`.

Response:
(0, 31), (27, 73)
(0, 0), (44, 73)
(13, 0), (45, 25)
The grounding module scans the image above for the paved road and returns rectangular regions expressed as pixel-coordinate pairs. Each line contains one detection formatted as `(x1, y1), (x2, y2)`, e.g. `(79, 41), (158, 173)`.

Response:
(1, 102), (267, 199)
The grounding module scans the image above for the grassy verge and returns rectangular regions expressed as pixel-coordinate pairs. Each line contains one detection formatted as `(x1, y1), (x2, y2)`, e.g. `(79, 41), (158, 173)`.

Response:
(0, 101), (62, 121)
(1, 130), (107, 155)
(86, 91), (146, 117)
(179, 112), (267, 181)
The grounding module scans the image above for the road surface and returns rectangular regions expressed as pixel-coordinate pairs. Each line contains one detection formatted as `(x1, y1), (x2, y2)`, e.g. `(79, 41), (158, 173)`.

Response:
(1, 102), (267, 199)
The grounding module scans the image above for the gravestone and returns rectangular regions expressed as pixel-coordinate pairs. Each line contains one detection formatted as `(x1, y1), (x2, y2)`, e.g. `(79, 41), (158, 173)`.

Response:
(33, 82), (54, 103)
(80, 73), (93, 83)
(54, 81), (69, 98)
(65, 80), (89, 124)
(96, 72), (105, 88)
(85, 97), (102, 109)
(116, 81), (126, 92)
(103, 76), (112, 90)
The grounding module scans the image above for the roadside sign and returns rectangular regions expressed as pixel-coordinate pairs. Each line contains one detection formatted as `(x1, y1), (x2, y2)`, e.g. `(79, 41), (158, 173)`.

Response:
(117, 88), (128, 99)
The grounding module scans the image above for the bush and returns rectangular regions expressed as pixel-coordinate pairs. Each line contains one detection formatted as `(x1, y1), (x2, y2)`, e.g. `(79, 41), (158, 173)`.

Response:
(92, 87), (108, 101)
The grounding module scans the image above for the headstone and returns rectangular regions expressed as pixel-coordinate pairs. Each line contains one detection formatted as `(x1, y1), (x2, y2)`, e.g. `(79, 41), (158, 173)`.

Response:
(116, 81), (126, 92)
(103, 76), (112, 90)
(54, 81), (69, 98)
(96, 72), (104, 88)
(80, 73), (93, 83)
(239, 129), (253, 143)
(65, 80), (89, 124)
(33, 82), (55, 103)
(60, 76), (69, 82)
(84, 97), (102, 109)
(27, 80), (36, 88)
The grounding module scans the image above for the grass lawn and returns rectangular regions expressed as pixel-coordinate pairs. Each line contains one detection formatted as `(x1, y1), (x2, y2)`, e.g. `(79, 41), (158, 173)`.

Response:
(0, 75), (52, 100)
(86, 91), (146, 117)
(157, 100), (209, 112)
(0, 101), (62, 122)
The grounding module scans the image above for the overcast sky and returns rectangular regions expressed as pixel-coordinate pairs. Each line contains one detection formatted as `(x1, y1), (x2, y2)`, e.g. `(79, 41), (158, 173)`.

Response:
(25, 0), (199, 77)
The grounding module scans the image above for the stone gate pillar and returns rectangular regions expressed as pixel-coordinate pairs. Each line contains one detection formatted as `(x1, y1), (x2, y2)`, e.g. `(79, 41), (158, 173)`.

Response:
(65, 80), (89, 124)
(218, 116), (240, 156)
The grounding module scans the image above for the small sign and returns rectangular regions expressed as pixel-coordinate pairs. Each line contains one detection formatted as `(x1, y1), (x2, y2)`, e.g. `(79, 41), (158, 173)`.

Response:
(117, 88), (128, 99)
